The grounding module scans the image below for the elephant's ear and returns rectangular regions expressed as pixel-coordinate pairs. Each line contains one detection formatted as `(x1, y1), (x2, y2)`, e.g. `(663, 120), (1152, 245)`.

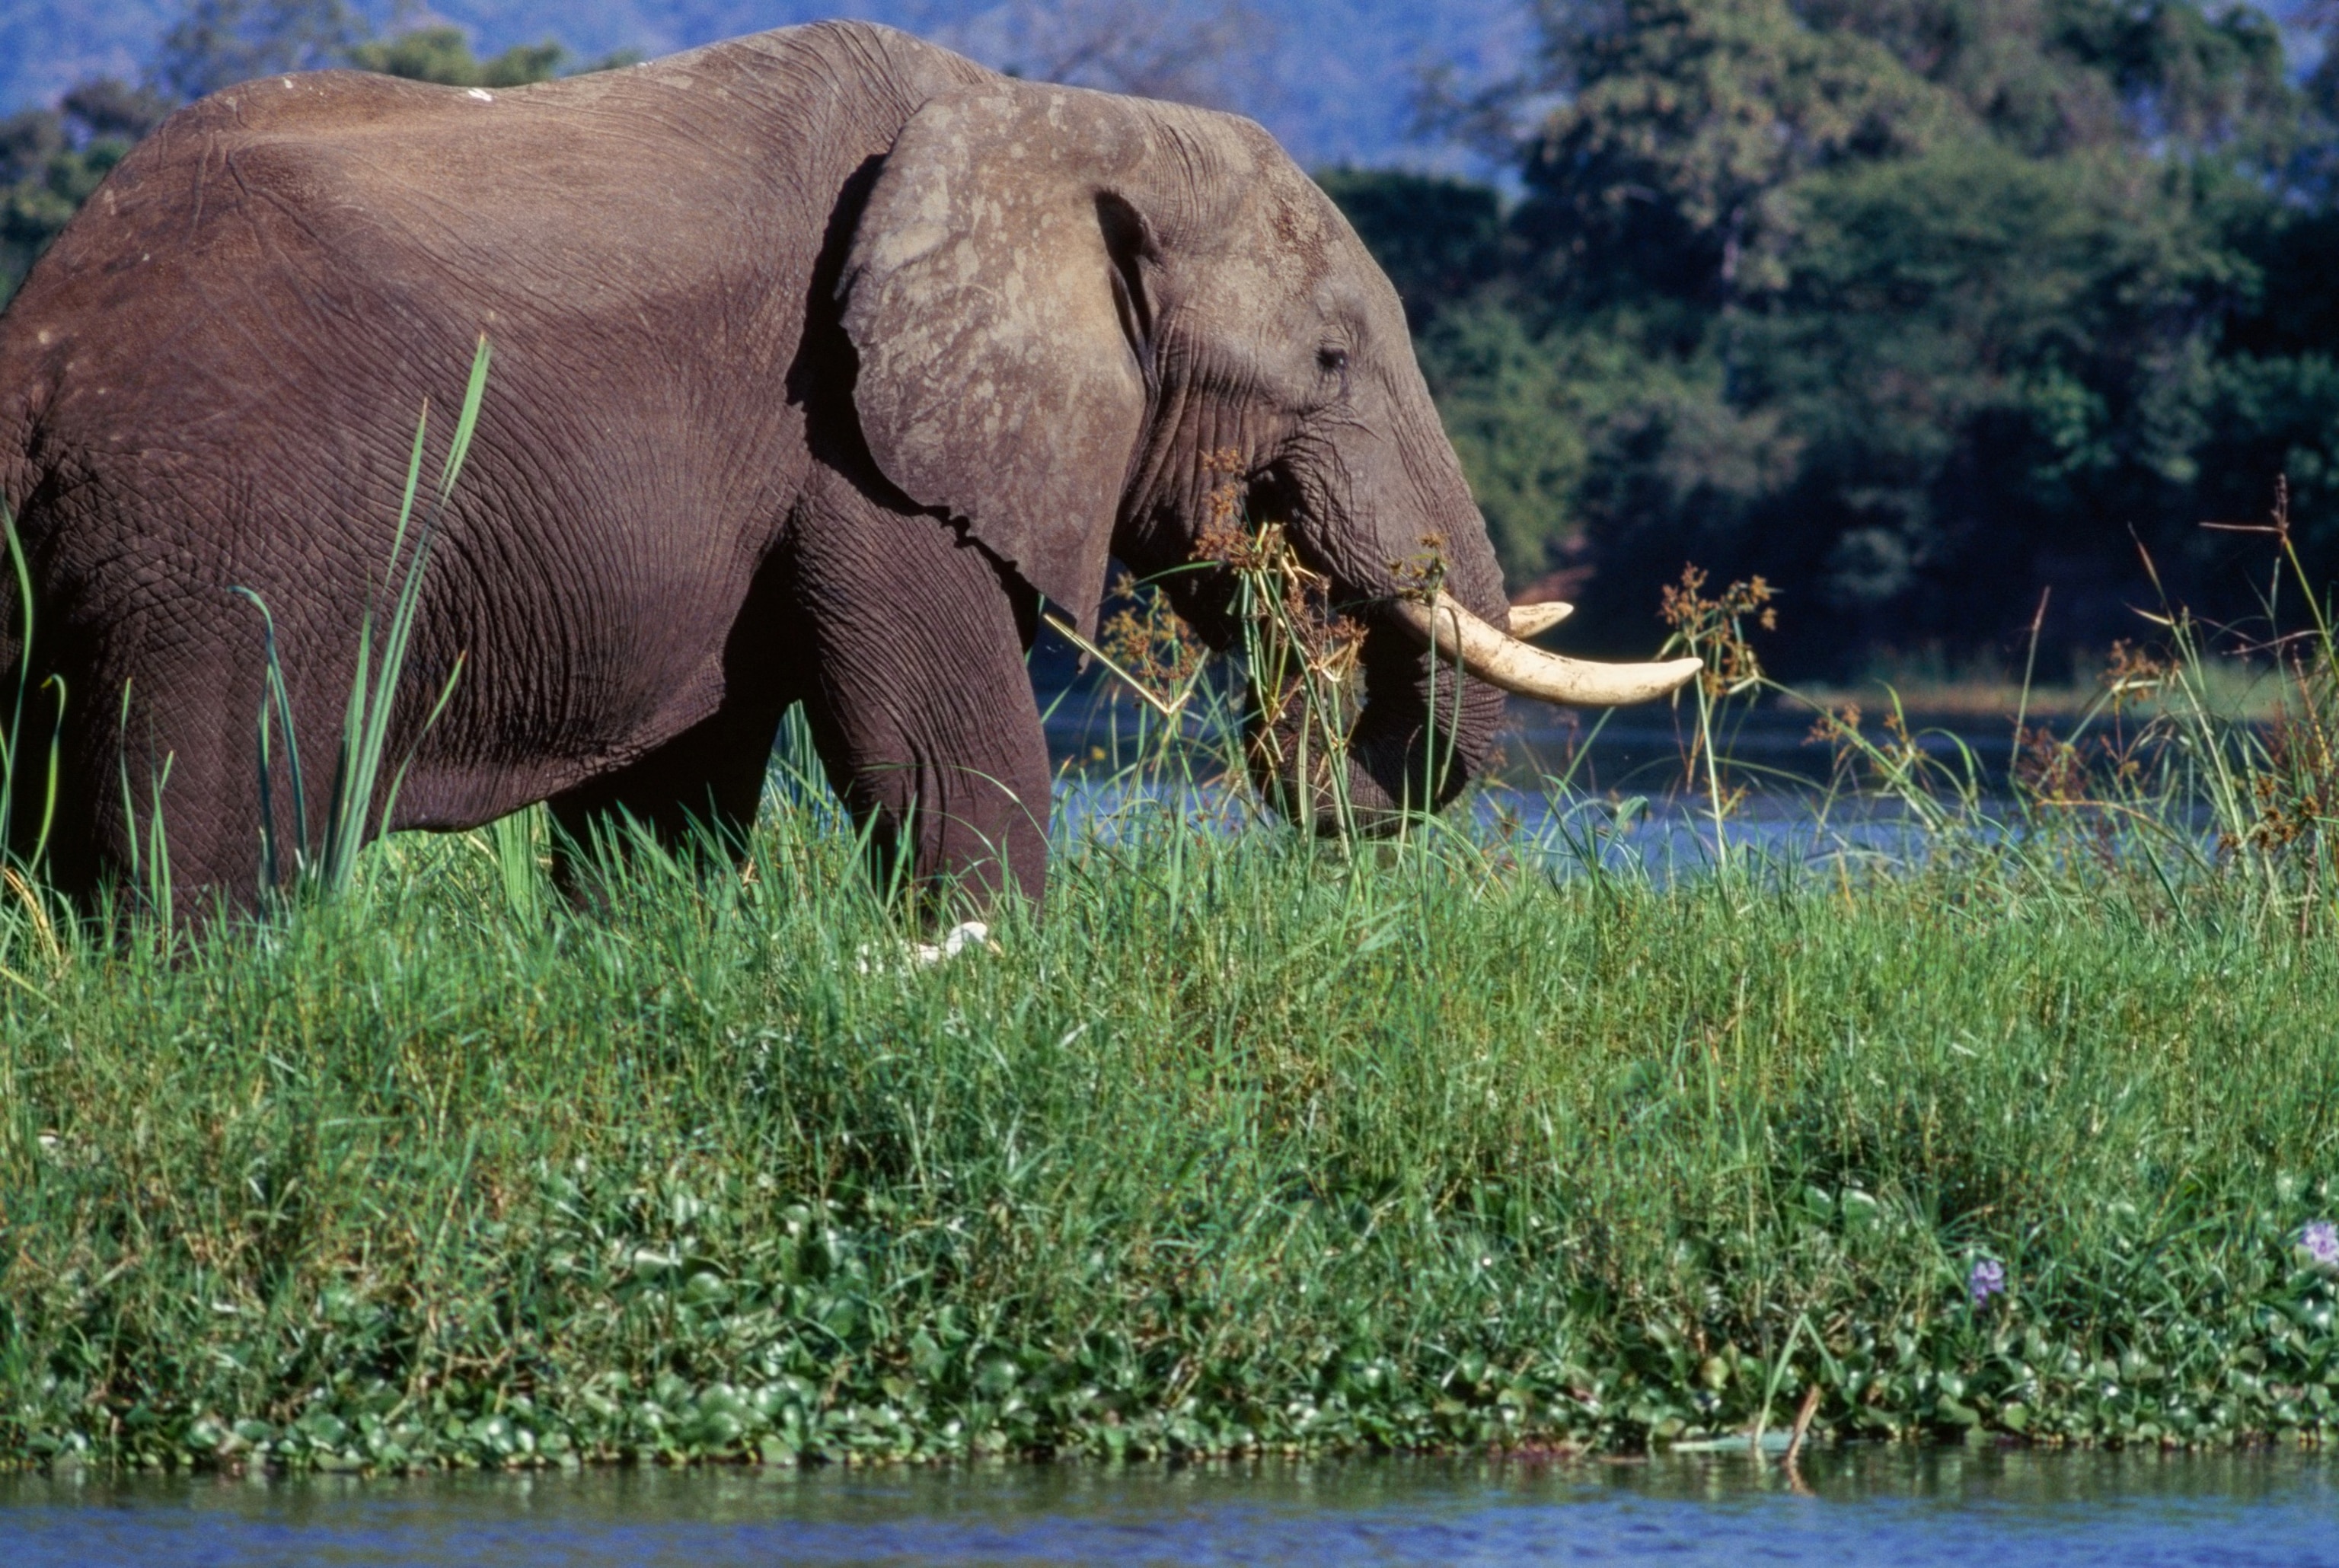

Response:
(841, 84), (1163, 635)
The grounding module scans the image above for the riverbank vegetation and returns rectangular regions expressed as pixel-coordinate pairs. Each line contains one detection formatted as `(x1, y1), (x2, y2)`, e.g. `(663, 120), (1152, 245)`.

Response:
(2, 748), (2336, 1470)
(3, 550), (2337, 1472)
(1337, 0), (2339, 674)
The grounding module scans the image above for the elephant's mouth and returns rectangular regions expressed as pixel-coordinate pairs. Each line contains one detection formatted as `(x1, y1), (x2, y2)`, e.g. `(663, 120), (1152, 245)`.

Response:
(1252, 468), (1700, 712)
(1192, 462), (1702, 834)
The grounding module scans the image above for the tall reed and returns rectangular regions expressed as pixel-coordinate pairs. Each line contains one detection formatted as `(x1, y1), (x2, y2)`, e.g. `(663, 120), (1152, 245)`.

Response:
(0, 502), (59, 876)
(241, 336), (492, 903)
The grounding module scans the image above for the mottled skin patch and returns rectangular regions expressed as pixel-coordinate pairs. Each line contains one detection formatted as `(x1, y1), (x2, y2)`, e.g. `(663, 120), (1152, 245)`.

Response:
(0, 21), (1514, 917)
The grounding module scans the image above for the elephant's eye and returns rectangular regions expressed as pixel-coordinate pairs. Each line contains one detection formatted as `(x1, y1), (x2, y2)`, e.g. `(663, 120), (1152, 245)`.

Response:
(1316, 346), (1349, 377)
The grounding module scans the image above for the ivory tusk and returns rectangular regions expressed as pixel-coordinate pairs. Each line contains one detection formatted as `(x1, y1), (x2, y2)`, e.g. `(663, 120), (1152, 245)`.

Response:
(1507, 601), (1574, 638)
(1394, 591), (1703, 706)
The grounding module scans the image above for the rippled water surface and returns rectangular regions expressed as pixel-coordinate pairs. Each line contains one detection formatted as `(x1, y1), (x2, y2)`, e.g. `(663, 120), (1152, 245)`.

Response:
(5, 1449), (2334, 1566)
(1038, 693), (2044, 865)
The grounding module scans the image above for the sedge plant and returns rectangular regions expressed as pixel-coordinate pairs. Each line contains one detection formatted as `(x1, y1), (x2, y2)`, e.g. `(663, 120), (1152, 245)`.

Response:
(239, 336), (492, 905)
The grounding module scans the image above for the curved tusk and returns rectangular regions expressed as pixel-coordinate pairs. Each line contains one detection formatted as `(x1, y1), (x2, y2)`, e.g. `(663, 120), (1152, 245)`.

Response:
(1394, 591), (1703, 706)
(1507, 601), (1574, 638)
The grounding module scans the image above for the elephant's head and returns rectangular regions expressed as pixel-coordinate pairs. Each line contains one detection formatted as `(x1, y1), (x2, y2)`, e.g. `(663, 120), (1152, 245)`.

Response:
(841, 79), (1697, 829)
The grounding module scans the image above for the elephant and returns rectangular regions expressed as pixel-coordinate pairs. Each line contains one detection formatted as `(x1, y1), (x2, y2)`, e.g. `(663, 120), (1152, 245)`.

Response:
(0, 20), (1697, 916)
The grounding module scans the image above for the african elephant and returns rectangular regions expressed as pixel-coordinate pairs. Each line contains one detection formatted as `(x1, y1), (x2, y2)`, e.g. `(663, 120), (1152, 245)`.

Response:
(0, 21), (1696, 914)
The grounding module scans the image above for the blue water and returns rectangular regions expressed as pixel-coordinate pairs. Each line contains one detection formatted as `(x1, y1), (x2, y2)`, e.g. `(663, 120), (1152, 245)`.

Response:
(1032, 687), (2207, 879)
(5, 1450), (2334, 1566)
(1038, 678), (2018, 796)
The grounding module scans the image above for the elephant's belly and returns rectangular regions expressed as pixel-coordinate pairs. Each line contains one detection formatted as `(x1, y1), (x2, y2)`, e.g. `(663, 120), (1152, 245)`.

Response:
(389, 552), (799, 833)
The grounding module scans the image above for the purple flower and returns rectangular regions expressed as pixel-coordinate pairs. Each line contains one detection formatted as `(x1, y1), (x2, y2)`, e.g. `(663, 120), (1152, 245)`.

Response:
(2302, 1220), (2339, 1270)
(1968, 1257), (2006, 1308)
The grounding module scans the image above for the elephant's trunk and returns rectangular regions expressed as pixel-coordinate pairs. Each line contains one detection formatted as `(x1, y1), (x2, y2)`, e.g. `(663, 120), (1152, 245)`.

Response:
(1241, 471), (1514, 833)
(1240, 627), (1500, 833)
(1243, 395), (1696, 834)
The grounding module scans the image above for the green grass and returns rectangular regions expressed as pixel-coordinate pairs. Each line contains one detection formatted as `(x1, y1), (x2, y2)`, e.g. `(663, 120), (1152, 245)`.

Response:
(0, 783), (2334, 1471)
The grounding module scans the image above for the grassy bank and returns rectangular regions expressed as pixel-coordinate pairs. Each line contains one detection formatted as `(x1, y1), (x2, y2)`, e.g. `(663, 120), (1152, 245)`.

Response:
(2, 784), (2336, 1471)
(3, 469), (2337, 1470)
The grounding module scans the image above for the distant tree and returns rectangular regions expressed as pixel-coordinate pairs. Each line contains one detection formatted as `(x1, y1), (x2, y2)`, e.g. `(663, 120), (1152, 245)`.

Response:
(1514, 0), (1967, 309)
(1796, 0), (2294, 158)
(1415, 300), (1701, 598)
(1374, 0), (2339, 669)
(344, 27), (570, 89)
(1589, 138), (2231, 652)
(1315, 169), (1505, 329)
(59, 78), (176, 143)
(939, 0), (1271, 110)
(154, 0), (363, 100)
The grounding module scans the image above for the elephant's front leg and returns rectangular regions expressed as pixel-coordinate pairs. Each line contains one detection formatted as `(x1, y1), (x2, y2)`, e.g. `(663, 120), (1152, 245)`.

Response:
(789, 486), (1053, 911)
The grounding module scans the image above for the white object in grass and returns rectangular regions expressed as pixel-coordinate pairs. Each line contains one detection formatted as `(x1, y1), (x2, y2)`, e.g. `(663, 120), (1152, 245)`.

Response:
(914, 921), (994, 965)
(855, 920), (997, 974)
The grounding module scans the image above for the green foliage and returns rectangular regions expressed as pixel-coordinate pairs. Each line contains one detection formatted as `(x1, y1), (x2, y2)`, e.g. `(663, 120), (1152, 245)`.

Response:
(343, 27), (574, 89)
(155, 0), (361, 101)
(1415, 304), (1594, 580)
(1, 761), (2336, 1466)
(1314, 168), (1506, 329)
(1339, 0), (2339, 671)
(1521, 0), (1966, 304)
(1641, 140), (2230, 632)
(1415, 301), (1735, 588)
(1798, 0), (2295, 158)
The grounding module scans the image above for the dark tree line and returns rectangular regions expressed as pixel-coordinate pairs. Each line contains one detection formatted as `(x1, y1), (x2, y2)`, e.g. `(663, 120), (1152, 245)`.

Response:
(1331, 0), (2339, 671)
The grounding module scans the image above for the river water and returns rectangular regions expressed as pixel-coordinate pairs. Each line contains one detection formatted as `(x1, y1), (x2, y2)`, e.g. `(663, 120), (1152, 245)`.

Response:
(1029, 678), (2211, 879)
(1042, 696), (1988, 876)
(1036, 656), (2030, 794)
(5, 1449), (2333, 1566)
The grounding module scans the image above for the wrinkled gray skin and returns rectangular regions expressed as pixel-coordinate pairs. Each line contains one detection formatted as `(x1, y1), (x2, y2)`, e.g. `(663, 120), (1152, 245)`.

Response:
(0, 21), (1511, 914)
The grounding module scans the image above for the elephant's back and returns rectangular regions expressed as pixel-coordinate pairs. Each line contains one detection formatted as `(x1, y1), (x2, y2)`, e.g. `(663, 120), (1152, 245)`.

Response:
(8, 21), (994, 452)
(0, 69), (703, 587)
(14, 69), (764, 397)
